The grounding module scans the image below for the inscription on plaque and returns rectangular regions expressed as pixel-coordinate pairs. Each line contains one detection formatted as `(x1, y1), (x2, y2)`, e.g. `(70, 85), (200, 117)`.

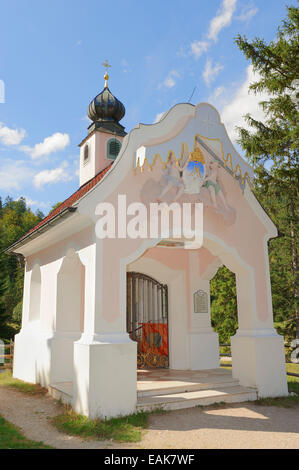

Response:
(193, 289), (208, 313)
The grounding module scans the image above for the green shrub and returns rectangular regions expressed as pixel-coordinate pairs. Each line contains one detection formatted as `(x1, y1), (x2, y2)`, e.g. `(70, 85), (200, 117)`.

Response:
(12, 301), (22, 325)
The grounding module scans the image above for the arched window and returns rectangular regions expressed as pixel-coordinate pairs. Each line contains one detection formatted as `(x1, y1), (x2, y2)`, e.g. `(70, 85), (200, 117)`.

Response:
(107, 138), (121, 160)
(83, 144), (89, 164)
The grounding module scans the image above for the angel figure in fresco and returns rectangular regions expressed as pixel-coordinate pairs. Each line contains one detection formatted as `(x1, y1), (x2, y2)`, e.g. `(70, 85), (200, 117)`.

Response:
(157, 149), (191, 201)
(202, 161), (229, 210)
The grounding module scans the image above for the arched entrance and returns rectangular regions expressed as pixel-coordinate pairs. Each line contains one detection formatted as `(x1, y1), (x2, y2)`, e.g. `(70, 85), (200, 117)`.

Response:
(126, 272), (169, 369)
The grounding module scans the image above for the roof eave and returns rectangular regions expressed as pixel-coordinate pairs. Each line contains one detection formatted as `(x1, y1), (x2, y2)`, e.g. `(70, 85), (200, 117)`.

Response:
(4, 207), (77, 255)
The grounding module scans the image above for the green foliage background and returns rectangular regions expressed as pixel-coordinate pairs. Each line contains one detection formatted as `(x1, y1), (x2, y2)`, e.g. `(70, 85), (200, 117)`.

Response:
(211, 6), (298, 344)
(0, 197), (43, 342)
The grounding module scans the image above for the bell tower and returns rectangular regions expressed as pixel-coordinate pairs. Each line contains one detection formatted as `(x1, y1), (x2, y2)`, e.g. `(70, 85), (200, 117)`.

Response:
(79, 60), (127, 187)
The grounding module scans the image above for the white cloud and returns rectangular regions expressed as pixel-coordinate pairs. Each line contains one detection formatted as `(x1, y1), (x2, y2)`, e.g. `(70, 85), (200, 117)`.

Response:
(34, 161), (72, 188)
(236, 5), (258, 22)
(0, 123), (26, 146)
(0, 80), (5, 104)
(208, 86), (226, 107)
(121, 58), (130, 73)
(190, 41), (209, 59)
(187, 0), (239, 63)
(24, 197), (50, 210)
(203, 59), (224, 86)
(221, 65), (270, 142)
(154, 111), (167, 123)
(72, 156), (80, 177)
(207, 0), (237, 42)
(212, 86), (225, 99)
(164, 77), (176, 88)
(176, 45), (189, 58)
(0, 159), (34, 190)
(24, 196), (37, 206)
(21, 132), (70, 159)
(159, 70), (180, 89)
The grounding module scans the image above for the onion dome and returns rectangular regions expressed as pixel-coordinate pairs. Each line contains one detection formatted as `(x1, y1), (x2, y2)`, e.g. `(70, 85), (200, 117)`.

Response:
(87, 86), (125, 123)
(86, 61), (126, 137)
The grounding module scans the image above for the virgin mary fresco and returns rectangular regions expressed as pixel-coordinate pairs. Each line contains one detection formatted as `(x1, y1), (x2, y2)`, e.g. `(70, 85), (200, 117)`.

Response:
(140, 142), (234, 223)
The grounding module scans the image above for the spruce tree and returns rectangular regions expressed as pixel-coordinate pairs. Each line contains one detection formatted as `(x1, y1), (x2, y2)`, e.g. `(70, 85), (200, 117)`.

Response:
(235, 6), (299, 339)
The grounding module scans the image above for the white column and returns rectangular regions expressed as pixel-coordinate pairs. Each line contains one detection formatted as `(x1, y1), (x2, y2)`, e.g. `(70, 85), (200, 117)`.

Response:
(231, 241), (288, 397)
(189, 252), (219, 370)
(13, 262), (41, 383)
(73, 239), (136, 419)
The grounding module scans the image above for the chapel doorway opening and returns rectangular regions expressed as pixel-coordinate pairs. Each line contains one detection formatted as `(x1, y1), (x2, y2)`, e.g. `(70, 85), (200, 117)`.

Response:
(210, 265), (238, 366)
(126, 271), (169, 369)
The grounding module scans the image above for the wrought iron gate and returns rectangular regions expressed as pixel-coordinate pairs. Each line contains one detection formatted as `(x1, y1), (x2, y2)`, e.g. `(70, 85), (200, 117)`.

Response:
(127, 272), (169, 369)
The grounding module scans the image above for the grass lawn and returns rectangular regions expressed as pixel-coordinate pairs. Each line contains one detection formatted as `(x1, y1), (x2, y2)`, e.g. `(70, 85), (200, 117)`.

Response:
(0, 370), (151, 443)
(221, 361), (299, 407)
(286, 363), (299, 394)
(0, 370), (46, 394)
(52, 406), (149, 443)
(254, 394), (299, 407)
(0, 415), (51, 449)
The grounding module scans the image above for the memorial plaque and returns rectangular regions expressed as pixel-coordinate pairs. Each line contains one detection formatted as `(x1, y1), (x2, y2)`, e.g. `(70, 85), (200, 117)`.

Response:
(193, 289), (208, 313)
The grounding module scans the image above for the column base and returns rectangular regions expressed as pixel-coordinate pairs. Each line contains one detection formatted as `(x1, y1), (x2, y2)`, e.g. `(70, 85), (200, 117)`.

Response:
(48, 331), (82, 385)
(231, 329), (288, 397)
(73, 336), (137, 419)
(13, 326), (82, 387)
(190, 330), (219, 370)
(13, 323), (41, 383)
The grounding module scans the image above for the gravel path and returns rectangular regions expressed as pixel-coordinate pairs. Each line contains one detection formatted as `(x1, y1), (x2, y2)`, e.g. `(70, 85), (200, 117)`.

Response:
(0, 387), (298, 449)
(0, 388), (117, 449)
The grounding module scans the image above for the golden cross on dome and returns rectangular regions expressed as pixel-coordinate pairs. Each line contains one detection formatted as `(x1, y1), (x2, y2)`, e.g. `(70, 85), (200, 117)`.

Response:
(102, 59), (111, 87)
(102, 59), (111, 72)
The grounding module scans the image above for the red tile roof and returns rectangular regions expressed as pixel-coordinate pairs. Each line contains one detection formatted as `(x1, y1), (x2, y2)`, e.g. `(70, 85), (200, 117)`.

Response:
(22, 164), (113, 241)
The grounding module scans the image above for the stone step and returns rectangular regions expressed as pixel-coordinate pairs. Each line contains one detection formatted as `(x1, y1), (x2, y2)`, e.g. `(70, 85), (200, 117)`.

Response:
(136, 385), (257, 412)
(138, 377), (240, 397)
(48, 382), (72, 405)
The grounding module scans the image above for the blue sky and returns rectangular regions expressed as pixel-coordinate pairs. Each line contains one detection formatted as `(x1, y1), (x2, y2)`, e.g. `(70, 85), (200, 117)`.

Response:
(0, 0), (289, 214)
